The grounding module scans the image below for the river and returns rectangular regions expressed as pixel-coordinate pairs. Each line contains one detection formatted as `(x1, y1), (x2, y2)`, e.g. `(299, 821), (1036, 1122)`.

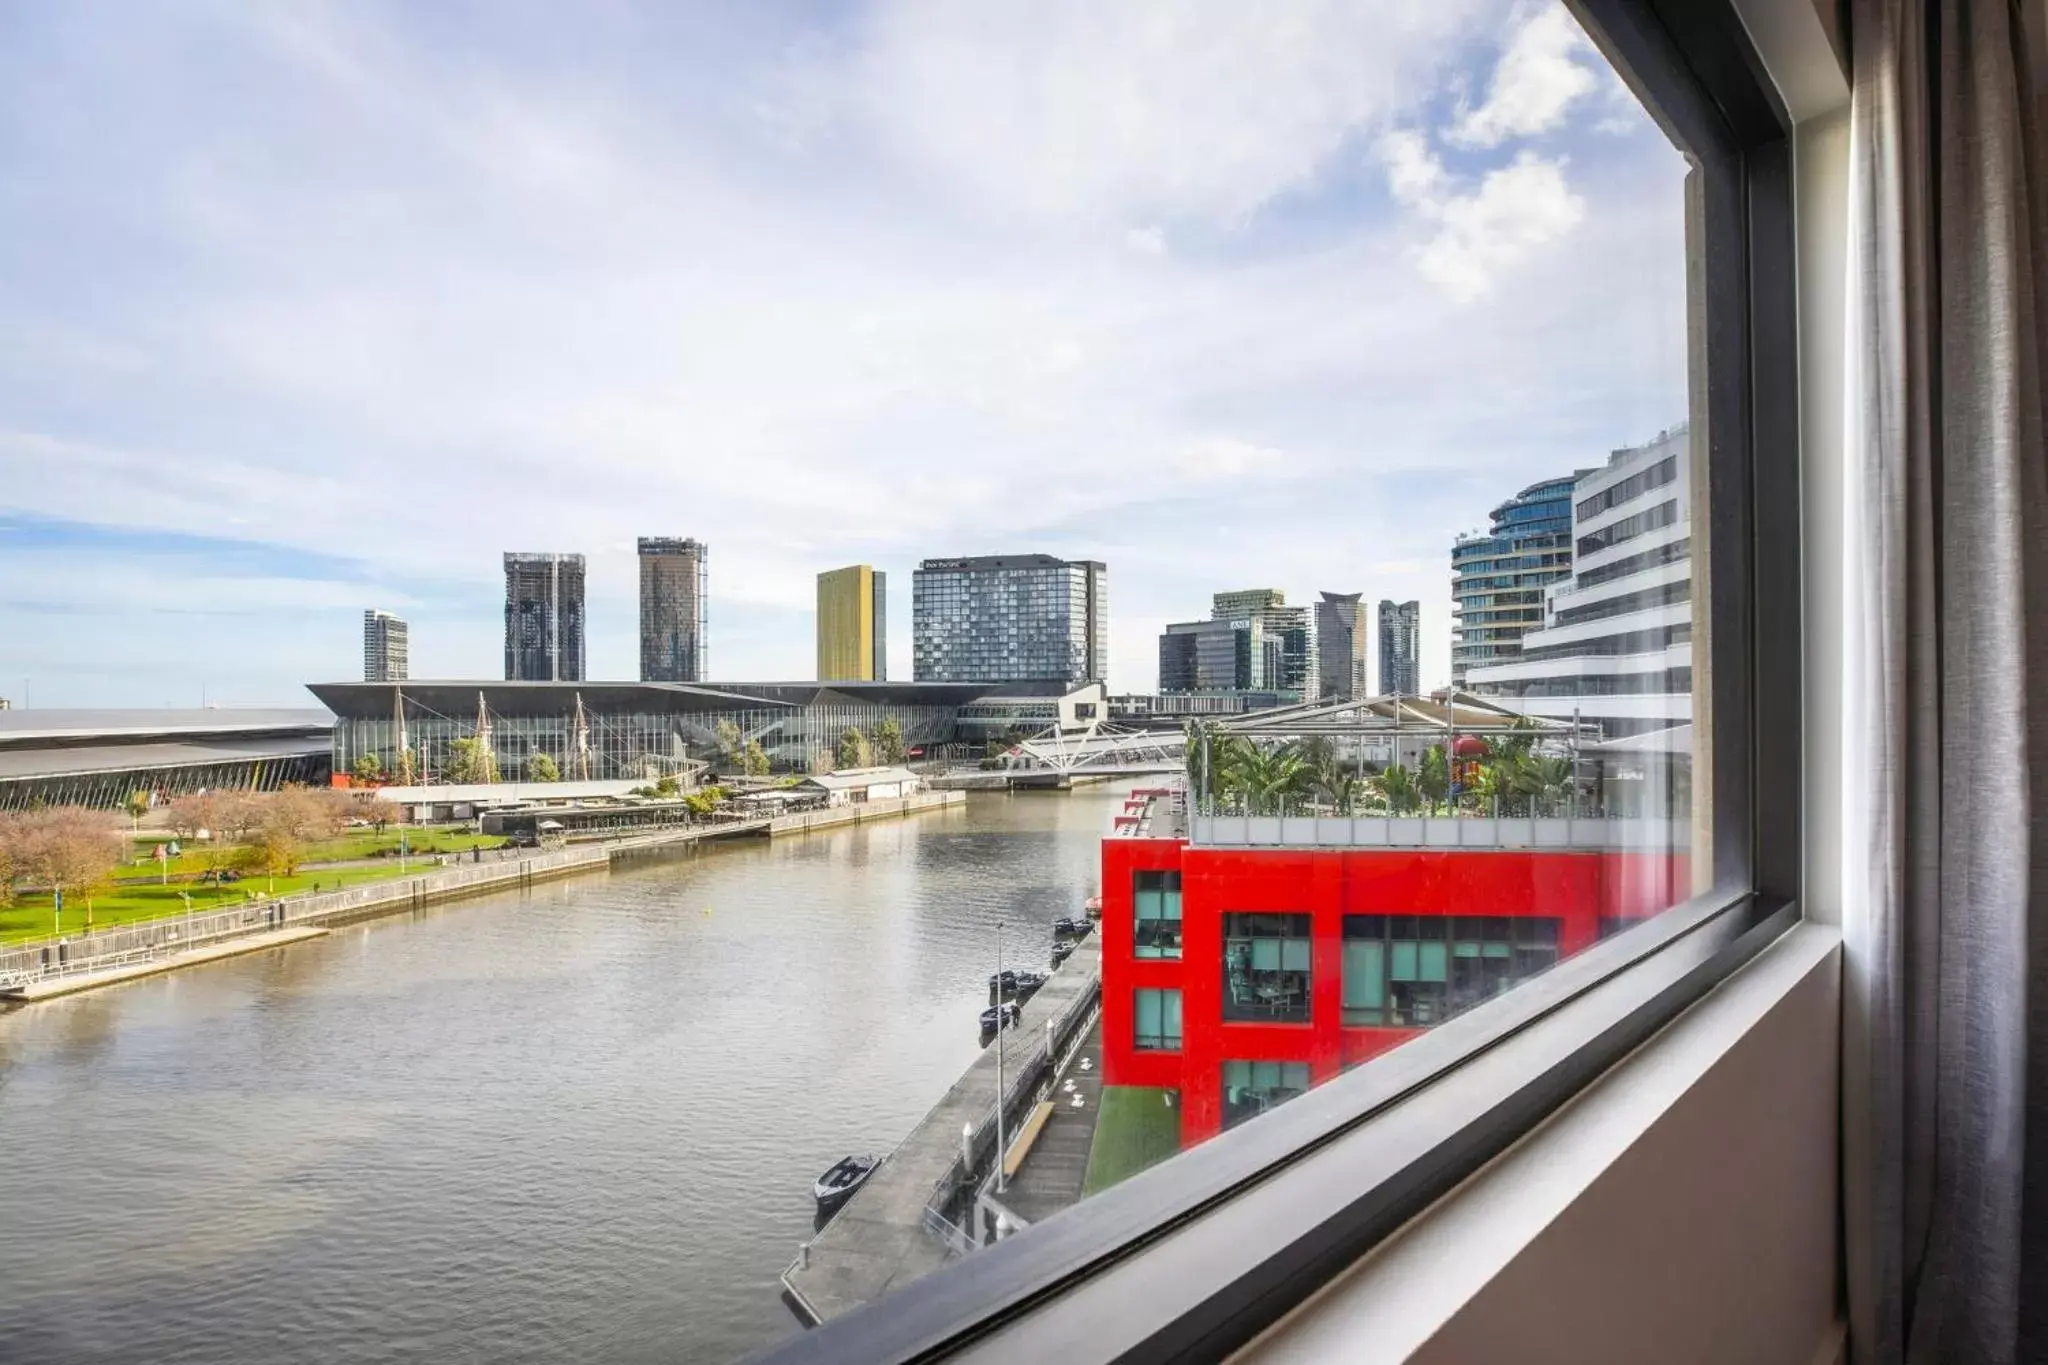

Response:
(0, 787), (1122, 1365)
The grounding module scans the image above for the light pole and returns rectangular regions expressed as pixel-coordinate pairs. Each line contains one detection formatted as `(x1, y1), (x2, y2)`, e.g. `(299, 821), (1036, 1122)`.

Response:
(994, 919), (1007, 1195)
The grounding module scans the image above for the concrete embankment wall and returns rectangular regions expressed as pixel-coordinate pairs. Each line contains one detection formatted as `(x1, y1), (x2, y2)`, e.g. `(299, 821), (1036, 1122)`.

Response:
(766, 790), (964, 837)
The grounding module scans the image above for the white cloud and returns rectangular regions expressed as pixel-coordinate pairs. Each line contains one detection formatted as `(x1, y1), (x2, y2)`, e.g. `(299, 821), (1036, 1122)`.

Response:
(0, 1), (1689, 699)
(847, 0), (1489, 229)
(1448, 4), (1599, 148)
(1378, 134), (1585, 302)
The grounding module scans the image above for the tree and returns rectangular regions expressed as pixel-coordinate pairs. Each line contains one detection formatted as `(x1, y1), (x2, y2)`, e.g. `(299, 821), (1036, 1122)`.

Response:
(241, 826), (301, 892)
(715, 719), (744, 771)
(1417, 745), (1450, 813)
(0, 812), (20, 908)
(1374, 764), (1421, 816)
(351, 753), (384, 784)
(445, 737), (497, 785)
(393, 747), (419, 787)
(211, 792), (265, 846)
(124, 790), (152, 832)
(835, 728), (872, 770)
(18, 808), (124, 928)
(525, 753), (561, 783)
(742, 740), (770, 777)
(166, 792), (218, 842)
(262, 787), (350, 846)
(873, 717), (906, 766)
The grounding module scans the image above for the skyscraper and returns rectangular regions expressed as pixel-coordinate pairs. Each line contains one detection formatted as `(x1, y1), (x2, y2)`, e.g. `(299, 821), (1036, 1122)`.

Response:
(817, 564), (888, 681)
(1450, 476), (1577, 685)
(504, 552), (586, 682)
(639, 538), (707, 682)
(1378, 599), (1421, 695)
(1466, 425), (1693, 738)
(912, 554), (1106, 685)
(1315, 592), (1368, 701)
(363, 610), (409, 682)
(1210, 590), (1317, 700)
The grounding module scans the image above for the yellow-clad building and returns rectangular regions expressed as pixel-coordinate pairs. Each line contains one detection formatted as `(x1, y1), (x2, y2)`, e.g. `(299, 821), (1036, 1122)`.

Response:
(816, 565), (888, 681)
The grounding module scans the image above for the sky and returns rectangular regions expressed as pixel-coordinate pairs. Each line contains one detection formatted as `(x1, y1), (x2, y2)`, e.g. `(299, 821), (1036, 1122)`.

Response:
(0, 0), (1692, 708)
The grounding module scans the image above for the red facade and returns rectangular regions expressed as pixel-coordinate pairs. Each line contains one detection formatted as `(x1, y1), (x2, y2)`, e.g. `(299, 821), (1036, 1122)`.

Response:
(1099, 833), (1689, 1146)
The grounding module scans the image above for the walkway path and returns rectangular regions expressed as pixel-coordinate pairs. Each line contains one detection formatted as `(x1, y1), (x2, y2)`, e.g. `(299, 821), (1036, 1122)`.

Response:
(996, 1016), (1104, 1225)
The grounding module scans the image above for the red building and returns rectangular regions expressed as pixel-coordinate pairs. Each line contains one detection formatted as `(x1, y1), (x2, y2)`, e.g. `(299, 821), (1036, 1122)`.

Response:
(1099, 800), (1689, 1145)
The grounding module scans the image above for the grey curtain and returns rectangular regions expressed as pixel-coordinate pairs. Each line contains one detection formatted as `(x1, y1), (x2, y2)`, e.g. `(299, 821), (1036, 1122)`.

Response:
(1841, 1), (2048, 1362)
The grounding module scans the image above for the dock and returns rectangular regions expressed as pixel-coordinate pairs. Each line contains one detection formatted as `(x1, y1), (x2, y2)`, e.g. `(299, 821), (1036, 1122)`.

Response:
(783, 932), (1102, 1326)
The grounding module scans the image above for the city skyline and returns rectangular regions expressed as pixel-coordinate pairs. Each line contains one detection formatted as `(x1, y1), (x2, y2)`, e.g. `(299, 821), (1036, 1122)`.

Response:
(0, 2), (1687, 705)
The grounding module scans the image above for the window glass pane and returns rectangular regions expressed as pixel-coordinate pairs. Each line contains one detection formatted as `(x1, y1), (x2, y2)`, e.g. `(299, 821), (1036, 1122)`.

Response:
(7, 0), (1727, 1348)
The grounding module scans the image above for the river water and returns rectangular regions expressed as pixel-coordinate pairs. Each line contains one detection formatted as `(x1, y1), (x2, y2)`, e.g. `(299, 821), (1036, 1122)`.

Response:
(0, 788), (1121, 1365)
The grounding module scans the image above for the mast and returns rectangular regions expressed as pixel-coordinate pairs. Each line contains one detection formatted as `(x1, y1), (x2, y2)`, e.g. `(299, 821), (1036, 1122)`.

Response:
(572, 692), (593, 782)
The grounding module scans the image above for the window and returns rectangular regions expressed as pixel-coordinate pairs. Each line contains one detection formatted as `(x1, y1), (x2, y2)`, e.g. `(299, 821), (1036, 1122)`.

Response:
(1134, 870), (1182, 959)
(1134, 988), (1182, 1051)
(1222, 1060), (1313, 1131)
(1223, 913), (1311, 1023)
(1343, 916), (1562, 1027)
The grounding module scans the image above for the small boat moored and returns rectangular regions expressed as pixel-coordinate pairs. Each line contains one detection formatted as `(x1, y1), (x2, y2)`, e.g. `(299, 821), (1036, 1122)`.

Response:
(1050, 940), (1075, 967)
(980, 1001), (1021, 1033)
(1052, 915), (1093, 938)
(814, 1154), (880, 1215)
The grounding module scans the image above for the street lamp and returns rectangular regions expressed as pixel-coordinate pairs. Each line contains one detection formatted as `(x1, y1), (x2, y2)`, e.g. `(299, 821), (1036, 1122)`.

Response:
(993, 919), (1007, 1194)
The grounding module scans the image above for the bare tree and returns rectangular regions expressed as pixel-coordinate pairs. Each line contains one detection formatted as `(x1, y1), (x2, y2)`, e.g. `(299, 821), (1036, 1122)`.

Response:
(166, 792), (220, 842)
(211, 792), (266, 846)
(0, 812), (21, 908)
(18, 808), (125, 927)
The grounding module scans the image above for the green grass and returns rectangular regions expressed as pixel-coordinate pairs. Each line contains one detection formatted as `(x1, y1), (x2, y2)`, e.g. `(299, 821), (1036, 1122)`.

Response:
(0, 859), (468, 945)
(116, 829), (503, 882)
(1081, 1086), (1183, 1197)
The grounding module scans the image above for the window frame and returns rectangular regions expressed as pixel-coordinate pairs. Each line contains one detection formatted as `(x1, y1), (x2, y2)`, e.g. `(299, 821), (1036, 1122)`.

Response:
(760, 0), (1798, 1356)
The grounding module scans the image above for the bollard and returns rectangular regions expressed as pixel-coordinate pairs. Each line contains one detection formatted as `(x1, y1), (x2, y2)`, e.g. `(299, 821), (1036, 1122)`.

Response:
(799, 1242), (810, 1270)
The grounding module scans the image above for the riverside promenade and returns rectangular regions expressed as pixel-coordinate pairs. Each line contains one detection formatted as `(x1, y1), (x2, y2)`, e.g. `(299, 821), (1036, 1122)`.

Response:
(1, 790), (969, 1003)
(782, 932), (1103, 1326)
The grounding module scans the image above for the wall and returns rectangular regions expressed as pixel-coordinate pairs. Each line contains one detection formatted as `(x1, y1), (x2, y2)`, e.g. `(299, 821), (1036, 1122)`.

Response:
(1099, 836), (1692, 1144)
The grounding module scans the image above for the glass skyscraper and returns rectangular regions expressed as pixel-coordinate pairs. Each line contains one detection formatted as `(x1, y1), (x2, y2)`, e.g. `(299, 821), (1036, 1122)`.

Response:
(1449, 478), (1577, 685)
(504, 552), (586, 682)
(1377, 599), (1420, 695)
(912, 555), (1106, 685)
(639, 537), (707, 683)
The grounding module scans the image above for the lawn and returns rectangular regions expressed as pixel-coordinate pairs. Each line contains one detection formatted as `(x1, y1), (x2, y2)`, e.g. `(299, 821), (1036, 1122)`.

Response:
(0, 859), (462, 945)
(1081, 1086), (1183, 1197)
(117, 828), (504, 882)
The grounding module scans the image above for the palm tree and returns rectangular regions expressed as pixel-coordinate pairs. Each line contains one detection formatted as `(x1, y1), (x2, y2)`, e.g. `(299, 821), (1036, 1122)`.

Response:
(1522, 754), (1575, 814)
(1374, 763), (1421, 815)
(1227, 744), (1312, 816)
(1418, 744), (1450, 814)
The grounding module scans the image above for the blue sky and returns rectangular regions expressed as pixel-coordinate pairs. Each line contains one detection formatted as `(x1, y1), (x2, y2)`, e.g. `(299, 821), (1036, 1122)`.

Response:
(0, 0), (1691, 707)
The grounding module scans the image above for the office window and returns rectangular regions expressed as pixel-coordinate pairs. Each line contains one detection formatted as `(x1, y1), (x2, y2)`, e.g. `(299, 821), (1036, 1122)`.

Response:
(1223, 913), (1311, 1023)
(1222, 1060), (1313, 1131)
(1342, 916), (1563, 1027)
(1134, 988), (1182, 1051)
(1134, 870), (1182, 959)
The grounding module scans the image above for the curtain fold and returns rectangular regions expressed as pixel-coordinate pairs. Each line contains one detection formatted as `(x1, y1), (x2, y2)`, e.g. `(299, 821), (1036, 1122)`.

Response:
(1843, 2), (2048, 1363)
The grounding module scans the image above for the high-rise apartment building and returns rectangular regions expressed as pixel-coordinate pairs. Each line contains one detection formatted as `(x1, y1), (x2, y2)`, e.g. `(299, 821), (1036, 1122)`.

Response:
(817, 564), (888, 681)
(504, 552), (586, 682)
(912, 555), (1106, 685)
(1467, 426), (1693, 739)
(1159, 618), (1258, 693)
(639, 538), (707, 683)
(363, 610), (410, 682)
(1210, 590), (1317, 701)
(1377, 600), (1421, 695)
(1450, 476), (1577, 685)
(1316, 592), (1368, 701)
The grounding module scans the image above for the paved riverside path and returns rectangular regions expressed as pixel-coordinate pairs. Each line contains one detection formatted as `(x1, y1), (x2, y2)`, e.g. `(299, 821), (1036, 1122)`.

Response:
(784, 932), (1102, 1325)
(995, 1016), (1105, 1225)
(3, 928), (329, 1001)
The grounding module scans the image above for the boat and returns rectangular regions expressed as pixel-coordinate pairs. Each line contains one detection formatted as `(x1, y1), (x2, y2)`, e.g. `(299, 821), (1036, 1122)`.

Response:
(1084, 895), (1102, 920)
(980, 1002), (1021, 1032)
(989, 968), (1052, 1005)
(1052, 915), (1093, 938)
(813, 1154), (880, 1215)
(1051, 940), (1075, 967)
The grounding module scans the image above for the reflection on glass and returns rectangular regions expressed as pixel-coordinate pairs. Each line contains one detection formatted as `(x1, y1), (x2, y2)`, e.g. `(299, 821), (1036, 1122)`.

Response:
(1222, 1060), (1312, 1130)
(1222, 913), (1312, 1023)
